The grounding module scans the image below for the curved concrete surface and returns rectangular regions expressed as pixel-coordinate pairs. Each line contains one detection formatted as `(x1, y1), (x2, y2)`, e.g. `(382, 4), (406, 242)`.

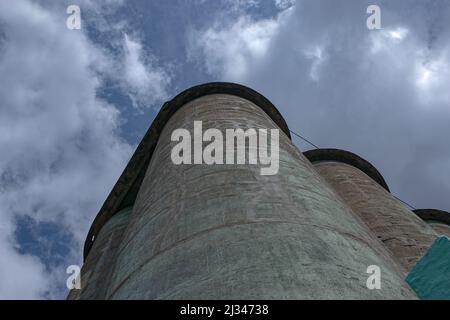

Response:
(304, 148), (437, 272)
(104, 94), (415, 299)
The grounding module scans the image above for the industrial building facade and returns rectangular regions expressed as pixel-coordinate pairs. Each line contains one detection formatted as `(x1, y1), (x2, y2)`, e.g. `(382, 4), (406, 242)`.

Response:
(68, 83), (450, 300)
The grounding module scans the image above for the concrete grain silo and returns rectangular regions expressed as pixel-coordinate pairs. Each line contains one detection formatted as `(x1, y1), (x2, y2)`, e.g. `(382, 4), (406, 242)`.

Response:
(414, 209), (450, 238)
(303, 149), (438, 273)
(67, 207), (132, 300)
(69, 83), (416, 300)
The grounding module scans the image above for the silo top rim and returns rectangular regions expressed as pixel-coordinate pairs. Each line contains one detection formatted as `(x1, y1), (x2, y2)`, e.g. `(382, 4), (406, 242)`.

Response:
(83, 82), (290, 260)
(165, 82), (291, 138)
(303, 148), (390, 192)
(413, 209), (450, 226)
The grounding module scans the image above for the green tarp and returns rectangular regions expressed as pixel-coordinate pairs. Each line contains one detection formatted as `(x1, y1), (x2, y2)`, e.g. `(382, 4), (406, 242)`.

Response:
(406, 236), (450, 300)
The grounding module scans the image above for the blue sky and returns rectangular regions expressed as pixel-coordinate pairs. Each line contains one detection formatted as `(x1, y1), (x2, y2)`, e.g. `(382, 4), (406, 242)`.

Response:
(0, 0), (449, 299)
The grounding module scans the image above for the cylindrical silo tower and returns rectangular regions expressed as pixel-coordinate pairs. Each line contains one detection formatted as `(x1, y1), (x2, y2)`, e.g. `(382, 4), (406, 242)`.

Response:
(414, 209), (450, 238)
(68, 206), (132, 300)
(72, 83), (416, 299)
(303, 149), (437, 273)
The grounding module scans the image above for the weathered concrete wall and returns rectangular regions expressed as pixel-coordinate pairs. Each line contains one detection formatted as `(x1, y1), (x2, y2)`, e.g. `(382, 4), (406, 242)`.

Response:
(105, 94), (415, 299)
(406, 236), (450, 299)
(305, 150), (437, 273)
(414, 209), (450, 238)
(427, 223), (450, 238)
(67, 206), (131, 299)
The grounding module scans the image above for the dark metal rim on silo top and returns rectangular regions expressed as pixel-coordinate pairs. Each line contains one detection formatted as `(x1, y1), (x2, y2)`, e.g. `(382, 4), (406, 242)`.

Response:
(83, 82), (291, 260)
(413, 209), (450, 226)
(303, 148), (390, 192)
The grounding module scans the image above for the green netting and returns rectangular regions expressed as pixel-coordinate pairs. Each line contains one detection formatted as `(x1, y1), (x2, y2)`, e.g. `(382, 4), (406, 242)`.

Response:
(406, 236), (450, 300)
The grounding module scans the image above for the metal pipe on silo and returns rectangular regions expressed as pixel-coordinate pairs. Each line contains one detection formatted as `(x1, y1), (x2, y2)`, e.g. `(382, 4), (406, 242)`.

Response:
(92, 83), (416, 299)
(304, 148), (437, 273)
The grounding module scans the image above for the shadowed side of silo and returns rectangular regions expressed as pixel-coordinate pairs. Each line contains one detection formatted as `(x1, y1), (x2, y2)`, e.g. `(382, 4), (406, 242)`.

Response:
(304, 149), (438, 273)
(86, 83), (415, 299)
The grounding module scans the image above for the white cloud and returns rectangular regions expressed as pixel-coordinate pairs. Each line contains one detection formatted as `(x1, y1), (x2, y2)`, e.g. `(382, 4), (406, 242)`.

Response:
(223, 0), (262, 12)
(0, 0), (135, 298)
(0, 235), (48, 299)
(75, 0), (172, 111)
(387, 27), (409, 41)
(2, 0), (449, 300)
(275, 0), (296, 10)
(302, 46), (326, 82)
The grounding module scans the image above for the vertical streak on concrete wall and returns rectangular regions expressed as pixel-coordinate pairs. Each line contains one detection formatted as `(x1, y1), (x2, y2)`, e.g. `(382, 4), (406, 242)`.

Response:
(67, 206), (131, 300)
(105, 93), (415, 299)
(304, 149), (437, 273)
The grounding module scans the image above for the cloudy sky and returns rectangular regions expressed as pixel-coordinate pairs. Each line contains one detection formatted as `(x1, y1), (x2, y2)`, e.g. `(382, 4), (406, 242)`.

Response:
(0, 0), (449, 299)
